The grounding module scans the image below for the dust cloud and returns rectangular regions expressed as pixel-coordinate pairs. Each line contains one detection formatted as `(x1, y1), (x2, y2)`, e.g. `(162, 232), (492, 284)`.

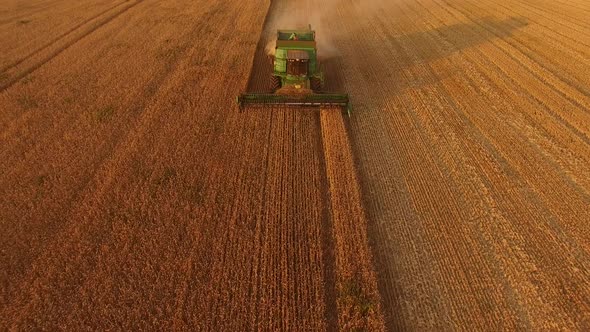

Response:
(264, 0), (382, 58)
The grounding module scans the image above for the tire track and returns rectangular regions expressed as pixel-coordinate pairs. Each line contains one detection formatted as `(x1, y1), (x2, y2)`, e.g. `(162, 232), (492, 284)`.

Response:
(330, 0), (590, 329)
(550, 0), (590, 14)
(0, 0), (128, 73)
(0, 0), (145, 93)
(0, 0), (57, 26)
(422, 0), (590, 191)
(479, 0), (590, 50)
(360, 1), (529, 327)
(386, 0), (528, 324)
(0, 0), (145, 148)
(323, 1), (440, 328)
(512, 0), (590, 33)
(405, 0), (590, 325)
(425, 0), (590, 235)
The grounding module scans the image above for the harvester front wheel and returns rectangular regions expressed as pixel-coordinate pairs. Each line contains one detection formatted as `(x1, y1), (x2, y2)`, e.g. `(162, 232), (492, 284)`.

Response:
(271, 75), (282, 92)
(310, 77), (322, 92)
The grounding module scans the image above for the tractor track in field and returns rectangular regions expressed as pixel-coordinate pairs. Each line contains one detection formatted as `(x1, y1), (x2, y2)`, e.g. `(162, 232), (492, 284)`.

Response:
(307, 0), (590, 329)
(483, 0), (590, 49)
(415, 0), (590, 189)
(0, 0), (145, 93)
(0, 1), (57, 26)
(0, 0), (128, 73)
(429, 0), (590, 165)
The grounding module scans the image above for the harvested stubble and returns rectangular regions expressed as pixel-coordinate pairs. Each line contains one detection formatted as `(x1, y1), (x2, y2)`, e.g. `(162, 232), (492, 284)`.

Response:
(3, 0), (590, 330)
(320, 0), (590, 330)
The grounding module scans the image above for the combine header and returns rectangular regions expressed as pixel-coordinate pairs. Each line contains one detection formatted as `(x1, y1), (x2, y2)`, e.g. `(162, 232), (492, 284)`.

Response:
(238, 25), (351, 114)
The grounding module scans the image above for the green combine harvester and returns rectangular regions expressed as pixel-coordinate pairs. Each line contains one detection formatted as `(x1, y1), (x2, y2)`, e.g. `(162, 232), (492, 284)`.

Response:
(238, 25), (350, 114)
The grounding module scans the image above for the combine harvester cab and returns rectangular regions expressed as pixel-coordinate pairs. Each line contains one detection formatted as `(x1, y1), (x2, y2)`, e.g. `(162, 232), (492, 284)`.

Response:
(238, 25), (351, 115)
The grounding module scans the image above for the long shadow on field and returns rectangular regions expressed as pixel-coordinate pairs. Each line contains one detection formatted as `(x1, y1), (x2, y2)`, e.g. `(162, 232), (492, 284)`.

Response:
(347, 16), (528, 97)
(393, 16), (528, 67)
(321, 56), (346, 93)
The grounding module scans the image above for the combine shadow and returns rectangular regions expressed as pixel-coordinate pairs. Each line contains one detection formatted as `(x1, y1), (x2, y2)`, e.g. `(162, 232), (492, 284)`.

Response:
(320, 56), (347, 93)
(391, 16), (528, 67)
(333, 16), (528, 99)
(243, 0), (279, 93)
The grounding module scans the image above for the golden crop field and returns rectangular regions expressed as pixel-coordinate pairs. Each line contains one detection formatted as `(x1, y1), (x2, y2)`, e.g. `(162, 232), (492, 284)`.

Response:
(1, 0), (589, 330)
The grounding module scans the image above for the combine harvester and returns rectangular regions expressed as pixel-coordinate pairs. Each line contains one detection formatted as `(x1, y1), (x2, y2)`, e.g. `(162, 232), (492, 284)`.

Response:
(238, 25), (351, 114)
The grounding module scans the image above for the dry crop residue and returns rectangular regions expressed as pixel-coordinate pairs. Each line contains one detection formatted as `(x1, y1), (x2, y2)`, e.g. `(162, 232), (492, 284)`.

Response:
(3, 0), (590, 330)
(316, 0), (590, 330)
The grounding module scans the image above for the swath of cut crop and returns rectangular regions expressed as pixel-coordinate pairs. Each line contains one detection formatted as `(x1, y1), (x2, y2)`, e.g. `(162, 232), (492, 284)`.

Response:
(320, 107), (385, 331)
